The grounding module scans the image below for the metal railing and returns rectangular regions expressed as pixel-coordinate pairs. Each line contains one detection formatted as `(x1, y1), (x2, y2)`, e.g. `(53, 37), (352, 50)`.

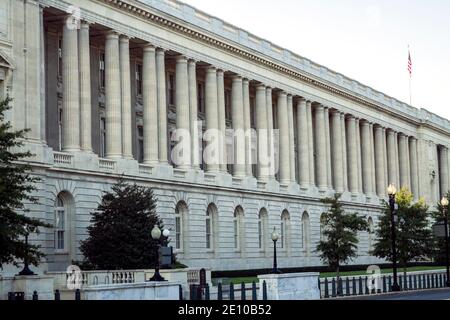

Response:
(319, 270), (448, 299)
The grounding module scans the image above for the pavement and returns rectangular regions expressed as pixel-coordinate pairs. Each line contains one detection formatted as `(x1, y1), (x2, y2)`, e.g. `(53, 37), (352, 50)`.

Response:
(333, 288), (450, 300)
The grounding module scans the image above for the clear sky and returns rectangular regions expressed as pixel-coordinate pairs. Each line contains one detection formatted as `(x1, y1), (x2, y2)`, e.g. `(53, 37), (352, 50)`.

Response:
(182, 0), (450, 120)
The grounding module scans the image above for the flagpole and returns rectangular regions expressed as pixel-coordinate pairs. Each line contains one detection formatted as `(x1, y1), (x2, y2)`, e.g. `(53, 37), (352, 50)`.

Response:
(408, 45), (412, 106)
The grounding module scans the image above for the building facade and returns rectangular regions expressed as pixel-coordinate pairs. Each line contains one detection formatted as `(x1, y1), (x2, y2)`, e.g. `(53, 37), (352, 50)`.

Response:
(1, 0), (450, 273)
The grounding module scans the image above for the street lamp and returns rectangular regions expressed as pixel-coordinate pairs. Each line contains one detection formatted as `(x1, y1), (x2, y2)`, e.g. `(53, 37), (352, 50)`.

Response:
(440, 197), (450, 287)
(17, 226), (36, 276)
(271, 227), (282, 274)
(387, 184), (401, 291)
(149, 225), (166, 282)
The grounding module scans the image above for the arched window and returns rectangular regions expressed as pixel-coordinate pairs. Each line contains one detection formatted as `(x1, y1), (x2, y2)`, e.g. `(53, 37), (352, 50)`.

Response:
(281, 210), (290, 251)
(368, 217), (374, 253)
(206, 204), (218, 251)
(301, 211), (311, 255)
(233, 206), (244, 252)
(258, 209), (268, 251)
(175, 202), (188, 251)
(55, 195), (66, 251)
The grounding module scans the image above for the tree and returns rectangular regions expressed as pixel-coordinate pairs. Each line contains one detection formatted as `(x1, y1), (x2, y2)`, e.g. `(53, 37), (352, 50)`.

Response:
(430, 191), (450, 264)
(80, 179), (166, 270)
(0, 97), (51, 269)
(371, 187), (434, 277)
(316, 193), (368, 290)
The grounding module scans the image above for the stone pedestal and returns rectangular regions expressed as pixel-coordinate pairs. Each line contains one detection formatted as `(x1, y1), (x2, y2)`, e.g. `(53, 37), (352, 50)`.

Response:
(81, 282), (181, 300)
(258, 272), (320, 300)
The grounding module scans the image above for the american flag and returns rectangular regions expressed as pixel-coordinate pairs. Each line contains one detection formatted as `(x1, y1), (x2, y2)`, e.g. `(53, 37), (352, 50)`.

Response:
(407, 49), (412, 76)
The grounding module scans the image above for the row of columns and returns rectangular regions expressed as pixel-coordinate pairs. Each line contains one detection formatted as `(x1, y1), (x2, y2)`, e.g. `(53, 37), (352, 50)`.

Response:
(60, 17), (436, 199)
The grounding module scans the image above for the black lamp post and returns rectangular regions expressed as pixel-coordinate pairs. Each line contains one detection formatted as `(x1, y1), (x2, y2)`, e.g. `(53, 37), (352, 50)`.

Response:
(271, 227), (282, 274)
(17, 228), (36, 276)
(440, 197), (450, 287)
(149, 225), (168, 282)
(387, 184), (401, 292)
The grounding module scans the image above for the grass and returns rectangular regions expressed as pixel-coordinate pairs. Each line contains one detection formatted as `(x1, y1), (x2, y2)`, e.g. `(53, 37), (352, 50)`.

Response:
(212, 266), (447, 285)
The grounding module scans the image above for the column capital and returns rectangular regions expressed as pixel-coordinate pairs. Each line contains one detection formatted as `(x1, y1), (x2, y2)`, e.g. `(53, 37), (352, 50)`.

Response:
(256, 83), (266, 91)
(278, 91), (287, 98)
(205, 65), (217, 73)
(232, 74), (242, 82)
(156, 47), (167, 53)
(80, 20), (90, 29)
(105, 30), (120, 39)
(360, 119), (370, 126)
(176, 55), (188, 63)
(242, 78), (250, 84)
(143, 43), (156, 52)
(119, 35), (130, 43)
(188, 58), (197, 65)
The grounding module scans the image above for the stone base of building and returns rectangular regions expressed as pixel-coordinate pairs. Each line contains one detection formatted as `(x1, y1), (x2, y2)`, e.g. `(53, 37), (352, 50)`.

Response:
(258, 272), (320, 300)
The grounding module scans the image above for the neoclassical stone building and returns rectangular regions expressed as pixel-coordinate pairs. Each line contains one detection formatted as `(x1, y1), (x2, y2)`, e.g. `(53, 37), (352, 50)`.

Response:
(1, 0), (450, 273)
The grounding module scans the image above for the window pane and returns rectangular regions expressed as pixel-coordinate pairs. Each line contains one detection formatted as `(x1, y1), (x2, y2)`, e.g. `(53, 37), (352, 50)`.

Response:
(234, 220), (238, 249)
(57, 230), (64, 250)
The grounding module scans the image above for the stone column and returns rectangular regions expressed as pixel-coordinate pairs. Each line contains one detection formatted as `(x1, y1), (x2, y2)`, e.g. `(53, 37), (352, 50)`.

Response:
(119, 36), (133, 159)
(306, 101), (315, 186)
(243, 78), (253, 177)
(62, 16), (80, 152)
(256, 84), (269, 180)
(156, 48), (168, 164)
(297, 98), (309, 188)
(346, 116), (358, 194)
(331, 110), (344, 193)
(175, 56), (191, 168)
(398, 133), (409, 188)
(142, 45), (159, 164)
(105, 31), (122, 158)
(314, 104), (327, 189)
(374, 125), (386, 197)
(440, 146), (449, 196)
(369, 123), (377, 193)
(383, 128), (389, 189)
(287, 95), (296, 183)
(409, 137), (419, 198)
(277, 92), (290, 184)
(217, 69), (227, 173)
(341, 113), (348, 191)
(356, 119), (363, 193)
(205, 66), (219, 173)
(324, 107), (332, 189)
(78, 21), (92, 152)
(266, 87), (275, 179)
(394, 132), (400, 187)
(386, 129), (397, 186)
(188, 60), (200, 169)
(361, 120), (373, 195)
(232, 76), (246, 177)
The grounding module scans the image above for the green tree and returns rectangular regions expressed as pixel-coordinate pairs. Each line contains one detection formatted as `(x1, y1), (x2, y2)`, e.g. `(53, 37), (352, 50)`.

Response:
(371, 187), (434, 277)
(430, 191), (450, 264)
(316, 193), (368, 288)
(80, 179), (166, 270)
(0, 97), (51, 269)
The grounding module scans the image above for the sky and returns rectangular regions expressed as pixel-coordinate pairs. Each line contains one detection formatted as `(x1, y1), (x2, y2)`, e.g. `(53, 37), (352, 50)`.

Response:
(181, 0), (450, 120)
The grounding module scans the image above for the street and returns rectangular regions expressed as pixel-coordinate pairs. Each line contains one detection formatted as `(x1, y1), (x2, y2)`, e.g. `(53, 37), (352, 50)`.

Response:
(345, 288), (450, 300)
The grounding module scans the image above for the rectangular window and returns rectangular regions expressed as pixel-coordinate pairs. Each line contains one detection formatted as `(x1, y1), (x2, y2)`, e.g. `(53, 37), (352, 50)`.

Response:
(55, 210), (65, 250)
(234, 219), (239, 249)
(258, 220), (262, 249)
(58, 108), (63, 151)
(280, 221), (284, 249)
(137, 125), (144, 163)
(99, 52), (106, 90)
(225, 90), (231, 120)
(250, 97), (256, 128)
(197, 82), (205, 113)
(100, 117), (106, 158)
(168, 74), (175, 106)
(136, 63), (143, 96)
(205, 217), (211, 249)
(175, 216), (181, 250)
(58, 38), (63, 78)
